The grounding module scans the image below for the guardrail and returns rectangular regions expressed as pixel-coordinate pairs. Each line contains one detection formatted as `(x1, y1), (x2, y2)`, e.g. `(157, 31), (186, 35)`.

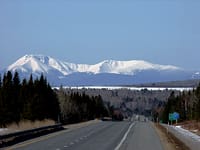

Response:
(0, 123), (64, 148)
(161, 123), (200, 150)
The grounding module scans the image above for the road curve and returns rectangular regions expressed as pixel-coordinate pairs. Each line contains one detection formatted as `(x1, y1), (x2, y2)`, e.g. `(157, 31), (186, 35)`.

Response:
(8, 121), (164, 150)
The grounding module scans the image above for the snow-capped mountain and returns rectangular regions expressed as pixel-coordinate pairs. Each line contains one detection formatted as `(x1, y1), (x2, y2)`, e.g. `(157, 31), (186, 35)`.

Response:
(2, 54), (199, 86)
(7, 54), (181, 75)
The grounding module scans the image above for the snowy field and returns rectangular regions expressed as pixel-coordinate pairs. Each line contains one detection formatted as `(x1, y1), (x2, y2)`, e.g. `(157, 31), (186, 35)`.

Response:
(54, 86), (193, 91)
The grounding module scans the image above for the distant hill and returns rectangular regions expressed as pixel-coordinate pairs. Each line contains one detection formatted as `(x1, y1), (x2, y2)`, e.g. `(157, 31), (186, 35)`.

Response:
(1, 54), (200, 86)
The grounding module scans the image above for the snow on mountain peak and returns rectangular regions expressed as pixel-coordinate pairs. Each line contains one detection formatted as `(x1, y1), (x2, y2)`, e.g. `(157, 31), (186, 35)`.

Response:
(6, 54), (181, 76)
(8, 55), (50, 73)
(86, 59), (181, 75)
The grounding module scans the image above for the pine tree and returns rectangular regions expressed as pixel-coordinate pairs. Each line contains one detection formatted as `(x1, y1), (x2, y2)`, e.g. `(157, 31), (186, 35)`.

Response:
(12, 72), (21, 122)
(162, 91), (175, 123)
(0, 74), (3, 127)
(2, 71), (14, 124)
(195, 83), (200, 120)
(0, 74), (1, 92)
(0, 71), (60, 126)
(20, 78), (29, 120)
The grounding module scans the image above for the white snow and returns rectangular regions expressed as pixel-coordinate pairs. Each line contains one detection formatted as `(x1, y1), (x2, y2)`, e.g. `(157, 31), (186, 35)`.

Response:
(172, 125), (200, 142)
(0, 128), (7, 132)
(53, 86), (192, 91)
(0, 128), (8, 135)
(7, 54), (181, 76)
(8, 54), (50, 73)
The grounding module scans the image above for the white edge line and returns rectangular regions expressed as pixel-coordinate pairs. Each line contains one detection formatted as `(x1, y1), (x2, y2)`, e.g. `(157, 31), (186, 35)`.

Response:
(114, 122), (135, 150)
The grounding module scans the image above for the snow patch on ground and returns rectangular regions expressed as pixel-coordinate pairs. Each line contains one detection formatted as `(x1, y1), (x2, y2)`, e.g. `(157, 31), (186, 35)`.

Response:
(0, 128), (7, 132)
(0, 128), (8, 135)
(173, 125), (200, 142)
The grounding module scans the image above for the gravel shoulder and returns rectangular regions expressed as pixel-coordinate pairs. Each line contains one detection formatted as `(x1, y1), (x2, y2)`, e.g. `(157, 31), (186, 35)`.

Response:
(153, 123), (190, 150)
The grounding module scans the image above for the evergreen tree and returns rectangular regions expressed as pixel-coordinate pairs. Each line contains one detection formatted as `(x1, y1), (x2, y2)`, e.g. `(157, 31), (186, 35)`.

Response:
(0, 74), (1, 92)
(162, 91), (175, 123)
(57, 90), (108, 124)
(12, 72), (21, 123)
(195, 83), (200, 120)
(0, 72), (60, 126)
(162, 83), (200, 123)
(2, 71), (14, 124)
(20, 78), (29, 119)
(0, 74), (3, 127)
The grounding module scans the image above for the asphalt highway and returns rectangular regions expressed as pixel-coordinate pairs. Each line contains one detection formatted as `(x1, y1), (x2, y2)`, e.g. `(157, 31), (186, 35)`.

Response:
(119, 122), (164, 150)
(9, 120), (164, 150)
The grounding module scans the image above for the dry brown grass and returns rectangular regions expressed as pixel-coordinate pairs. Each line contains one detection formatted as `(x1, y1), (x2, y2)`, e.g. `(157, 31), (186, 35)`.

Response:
(177, 120), (200, 136)
(3, 119), (55, 134)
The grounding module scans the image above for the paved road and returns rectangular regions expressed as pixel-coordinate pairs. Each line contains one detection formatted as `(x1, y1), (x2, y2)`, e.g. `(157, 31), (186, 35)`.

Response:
(8, 121), (164, 150)
(119, 121), (164, 150)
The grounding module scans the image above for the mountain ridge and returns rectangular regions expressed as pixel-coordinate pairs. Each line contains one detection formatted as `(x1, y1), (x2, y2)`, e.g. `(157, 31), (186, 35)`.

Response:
(2, 54), (199, 86)
(7, 54), (181, 75)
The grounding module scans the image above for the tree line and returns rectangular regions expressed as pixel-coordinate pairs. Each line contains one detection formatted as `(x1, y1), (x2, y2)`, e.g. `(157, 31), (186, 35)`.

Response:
(57, 88), (109, 124)
(0, 71), (109, 127)
(0, 71), (60, 127)
(161, 84), (200, 123)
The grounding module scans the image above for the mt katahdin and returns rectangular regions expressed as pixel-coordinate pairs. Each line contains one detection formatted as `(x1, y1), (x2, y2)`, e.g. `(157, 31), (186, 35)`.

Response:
(2, 54), (200, 86)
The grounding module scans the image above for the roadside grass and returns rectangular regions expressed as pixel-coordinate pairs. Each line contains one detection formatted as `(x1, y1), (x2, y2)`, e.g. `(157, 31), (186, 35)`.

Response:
(1, 119), (55, 135)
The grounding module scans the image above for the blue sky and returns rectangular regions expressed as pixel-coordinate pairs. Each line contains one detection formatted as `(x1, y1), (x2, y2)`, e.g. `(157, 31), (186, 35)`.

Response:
(0, 0), (200, 70)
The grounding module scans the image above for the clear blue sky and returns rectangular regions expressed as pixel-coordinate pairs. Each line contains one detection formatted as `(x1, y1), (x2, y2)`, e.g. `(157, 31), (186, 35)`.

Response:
(0, 0), (200, 70)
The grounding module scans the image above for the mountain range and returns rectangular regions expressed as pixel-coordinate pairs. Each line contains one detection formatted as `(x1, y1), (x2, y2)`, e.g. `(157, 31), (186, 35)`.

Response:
(2, 54), (200, 86)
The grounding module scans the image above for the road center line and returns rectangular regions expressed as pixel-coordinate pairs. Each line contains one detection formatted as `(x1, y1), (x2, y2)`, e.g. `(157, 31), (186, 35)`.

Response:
(114, 122), (135, 150)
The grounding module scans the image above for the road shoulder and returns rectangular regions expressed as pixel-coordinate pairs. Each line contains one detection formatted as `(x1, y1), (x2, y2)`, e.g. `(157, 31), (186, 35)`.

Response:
(153, 123), (190, 150)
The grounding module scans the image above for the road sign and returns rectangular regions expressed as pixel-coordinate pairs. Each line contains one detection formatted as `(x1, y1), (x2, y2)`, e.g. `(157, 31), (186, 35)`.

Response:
(169, 112), (180, 121)
(169, 113), (174, 121)
(173, 112), (180, 120)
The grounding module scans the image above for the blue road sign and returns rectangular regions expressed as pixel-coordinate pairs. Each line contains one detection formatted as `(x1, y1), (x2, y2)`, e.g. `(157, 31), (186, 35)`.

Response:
(169, 112), (180, 121)
(173, 112), (180, 120)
